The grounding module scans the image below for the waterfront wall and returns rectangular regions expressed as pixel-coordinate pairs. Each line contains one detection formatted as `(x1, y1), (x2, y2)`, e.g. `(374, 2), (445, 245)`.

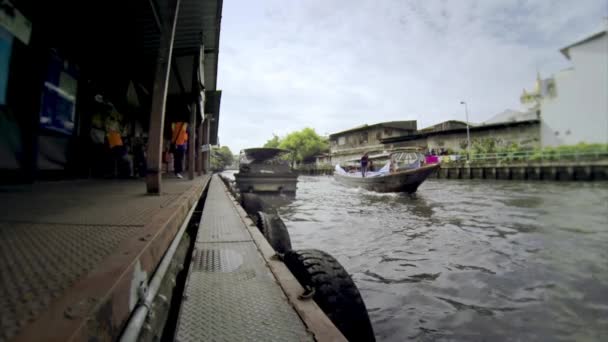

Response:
(435, 161), (608, 181)
(296, 166), (333, 176)
(297, 161), (608, 181)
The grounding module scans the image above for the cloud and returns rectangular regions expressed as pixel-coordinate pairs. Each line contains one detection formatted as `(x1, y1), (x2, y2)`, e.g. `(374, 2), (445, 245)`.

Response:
(217, 0), (607, 152)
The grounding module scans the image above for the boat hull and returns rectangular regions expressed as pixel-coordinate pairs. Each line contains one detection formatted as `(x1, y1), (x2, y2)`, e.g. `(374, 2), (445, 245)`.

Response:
(334, 164), (440, 193)
(234, 173), (298, 193)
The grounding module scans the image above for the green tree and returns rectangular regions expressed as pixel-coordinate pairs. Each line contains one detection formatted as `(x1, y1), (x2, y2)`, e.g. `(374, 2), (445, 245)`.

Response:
(210, 145), (234, 171)
(277, 128), (328, 166)
(263, 134), (281, 148)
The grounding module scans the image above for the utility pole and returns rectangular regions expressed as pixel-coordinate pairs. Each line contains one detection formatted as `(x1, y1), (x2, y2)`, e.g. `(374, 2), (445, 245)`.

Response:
(460, 101), (471, 161)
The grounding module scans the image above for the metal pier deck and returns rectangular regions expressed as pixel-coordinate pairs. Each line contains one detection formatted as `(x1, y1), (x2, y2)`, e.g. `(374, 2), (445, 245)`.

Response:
(175, 176), (314, 341)
(0, 176), (209, 342)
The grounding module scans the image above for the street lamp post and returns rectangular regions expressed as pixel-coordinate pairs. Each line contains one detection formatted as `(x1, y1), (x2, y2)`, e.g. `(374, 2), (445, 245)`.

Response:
(460, 101), (471, 161)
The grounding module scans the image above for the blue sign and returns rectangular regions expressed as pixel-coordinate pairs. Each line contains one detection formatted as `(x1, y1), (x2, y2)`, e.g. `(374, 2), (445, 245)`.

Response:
(39, 53), (78, 135)
(0, 26), (12, 105)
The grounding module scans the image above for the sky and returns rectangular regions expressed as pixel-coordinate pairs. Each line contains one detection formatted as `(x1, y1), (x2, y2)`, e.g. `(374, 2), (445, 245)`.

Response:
(216, 0), (607, 152)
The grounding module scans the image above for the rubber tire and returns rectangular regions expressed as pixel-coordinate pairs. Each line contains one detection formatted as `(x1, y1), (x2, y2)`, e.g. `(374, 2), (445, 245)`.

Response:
(241, 193), (265, 217)
(256, 212), (292, 254)
(284, 249), (375, 342)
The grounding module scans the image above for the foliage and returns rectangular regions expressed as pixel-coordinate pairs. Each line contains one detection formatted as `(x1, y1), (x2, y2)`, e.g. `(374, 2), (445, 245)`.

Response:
(464, 142), (608, 163)
(263, 134), (281, 148)
(527, 143), (608, 161)
(458, 140), (468, 151)
(264, 128), (329, 166)
(471, 137), (499, 154)
(210, 145), (234, 171)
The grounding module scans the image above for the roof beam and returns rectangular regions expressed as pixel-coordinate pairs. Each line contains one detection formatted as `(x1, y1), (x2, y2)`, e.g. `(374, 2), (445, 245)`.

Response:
(150, 0), (187, 96)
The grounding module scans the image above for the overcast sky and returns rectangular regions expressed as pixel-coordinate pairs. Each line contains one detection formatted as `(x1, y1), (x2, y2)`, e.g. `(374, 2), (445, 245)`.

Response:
(216, 0), (607, 152)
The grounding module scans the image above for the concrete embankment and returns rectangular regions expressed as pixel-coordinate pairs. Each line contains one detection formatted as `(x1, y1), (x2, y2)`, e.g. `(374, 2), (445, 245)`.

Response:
(296, 168), (333, 176)
(435, 161), (608, 181)
(297, 161), (608, 181)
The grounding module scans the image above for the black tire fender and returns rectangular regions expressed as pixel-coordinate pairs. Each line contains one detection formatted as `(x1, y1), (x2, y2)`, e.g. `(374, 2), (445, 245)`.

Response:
(256, 212), (292, 254)
(283, 249), (376, 342)
(241, 193), (265, 218)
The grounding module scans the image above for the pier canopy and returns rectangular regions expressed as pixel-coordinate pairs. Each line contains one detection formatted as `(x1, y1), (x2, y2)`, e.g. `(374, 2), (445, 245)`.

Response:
(1, 0), (222, 191)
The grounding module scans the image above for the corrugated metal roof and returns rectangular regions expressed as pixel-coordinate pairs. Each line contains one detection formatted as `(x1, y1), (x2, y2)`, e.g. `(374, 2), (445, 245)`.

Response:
(483, 109), (538, 124)
(329, 121), (417, 137)
(380, 119), (540, 144)
(138, 0), (222, 92)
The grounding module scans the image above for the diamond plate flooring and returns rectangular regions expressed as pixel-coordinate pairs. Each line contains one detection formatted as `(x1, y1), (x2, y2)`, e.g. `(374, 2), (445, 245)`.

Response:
(175, 176), (313, 342)
(0, 176), (208, 342)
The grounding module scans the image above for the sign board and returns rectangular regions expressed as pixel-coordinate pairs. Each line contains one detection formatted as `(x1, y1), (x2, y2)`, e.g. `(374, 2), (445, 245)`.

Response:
(39, 82), (76, 134)
(39, 53), (79, 135)
(0, 26), (11, 105)
(201, 144), (211, 152)
(0, 0), (32, 44)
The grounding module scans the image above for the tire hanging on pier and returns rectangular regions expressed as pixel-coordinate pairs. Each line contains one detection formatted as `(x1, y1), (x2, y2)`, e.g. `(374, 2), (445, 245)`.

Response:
(256, 211), (292, 254)
(241, 193), (265, 223)
(283, 249), (376, 342)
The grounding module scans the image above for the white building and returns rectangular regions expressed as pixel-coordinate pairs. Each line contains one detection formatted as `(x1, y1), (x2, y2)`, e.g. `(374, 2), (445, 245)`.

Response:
(522, 30), (608, 146)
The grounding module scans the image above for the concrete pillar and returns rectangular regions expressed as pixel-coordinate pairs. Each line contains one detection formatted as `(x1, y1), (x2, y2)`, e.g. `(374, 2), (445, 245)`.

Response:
(472, 168), (483, 179)
(566, 166), (574, 181)
(527, 167), (539, 180)
(202, 118), (211, 173)
(497, 167), (512, 180)
(584, 166), (592, 181)
(489, 167), (497, 179)
(594, 166), (608, 181)
(145, 0), (181, 194)
(546, 167), (557, 181)
(196, 122), (203, 176)
(447, 168), (455, 179)
(187, 53), (200, 180)
(188, 107), (196, 180)
(512, 167), (526, 180)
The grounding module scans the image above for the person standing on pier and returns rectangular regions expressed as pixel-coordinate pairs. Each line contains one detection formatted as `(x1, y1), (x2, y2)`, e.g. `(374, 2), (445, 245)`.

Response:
(171, 121), (188, 179)
(361, 152), (369, 177)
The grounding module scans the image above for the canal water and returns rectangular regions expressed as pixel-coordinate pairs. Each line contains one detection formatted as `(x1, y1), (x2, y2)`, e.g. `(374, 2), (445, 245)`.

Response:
(273, 176), (608, 341)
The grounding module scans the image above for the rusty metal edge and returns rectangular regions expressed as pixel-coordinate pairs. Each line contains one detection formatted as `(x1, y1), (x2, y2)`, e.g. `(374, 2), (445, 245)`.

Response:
(12, 176), (211, 342)
(216, 175), (347, 342)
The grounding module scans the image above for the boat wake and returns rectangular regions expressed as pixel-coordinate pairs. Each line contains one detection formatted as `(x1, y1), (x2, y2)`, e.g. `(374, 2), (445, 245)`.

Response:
(336, 183), (402, 198)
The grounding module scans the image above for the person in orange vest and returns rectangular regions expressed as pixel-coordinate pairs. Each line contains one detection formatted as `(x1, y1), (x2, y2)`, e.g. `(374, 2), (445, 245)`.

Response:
(106, 115), (126, 178)
(171, 121), (188, 178)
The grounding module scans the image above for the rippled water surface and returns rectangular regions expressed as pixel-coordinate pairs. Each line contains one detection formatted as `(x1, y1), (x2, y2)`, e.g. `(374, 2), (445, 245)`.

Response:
(261, 176), (608, 341)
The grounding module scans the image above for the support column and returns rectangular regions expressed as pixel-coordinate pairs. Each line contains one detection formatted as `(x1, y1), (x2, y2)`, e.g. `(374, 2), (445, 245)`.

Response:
(197, 121), (203, 176)
(202, 118), (211, 173)
(188, 103), (196, 180)
(145, 0), (181, 194)
(187, 53), (199, 180)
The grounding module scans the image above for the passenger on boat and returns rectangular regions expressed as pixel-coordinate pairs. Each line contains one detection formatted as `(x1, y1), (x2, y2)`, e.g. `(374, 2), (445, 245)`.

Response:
(361, 152), (369, 177)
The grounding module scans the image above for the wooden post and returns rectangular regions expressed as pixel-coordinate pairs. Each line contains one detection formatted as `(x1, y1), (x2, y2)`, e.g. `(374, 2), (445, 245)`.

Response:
(145, 0), (181, 194)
